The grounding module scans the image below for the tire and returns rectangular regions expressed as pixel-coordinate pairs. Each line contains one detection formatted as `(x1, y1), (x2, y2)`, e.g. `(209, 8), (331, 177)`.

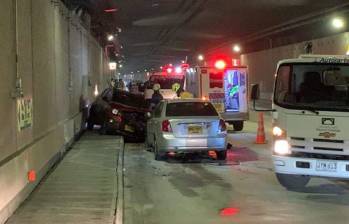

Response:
(276, 173), (310, 190)
(216, 150), (227, 160)
(232, 121), (244, 131)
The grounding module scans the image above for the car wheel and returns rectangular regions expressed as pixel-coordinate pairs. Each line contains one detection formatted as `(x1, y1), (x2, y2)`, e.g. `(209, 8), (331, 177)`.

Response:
(276, 173), (310, 190)
(232, 121), (244, 131)
(216, 150), (227, 160)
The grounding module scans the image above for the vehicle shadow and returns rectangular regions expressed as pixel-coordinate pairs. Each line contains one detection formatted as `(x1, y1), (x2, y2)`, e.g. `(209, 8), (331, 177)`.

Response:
(303, 182), (349, 206)
(291, 183), (349, 194)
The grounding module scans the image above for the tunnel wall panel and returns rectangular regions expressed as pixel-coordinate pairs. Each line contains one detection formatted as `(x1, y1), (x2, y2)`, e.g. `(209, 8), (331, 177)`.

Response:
(0, 0), (17, 163)
(0, 0), (110, 223)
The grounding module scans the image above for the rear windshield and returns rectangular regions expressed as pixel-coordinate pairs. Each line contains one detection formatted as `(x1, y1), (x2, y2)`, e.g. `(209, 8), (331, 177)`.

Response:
(166, 102), (218, 117)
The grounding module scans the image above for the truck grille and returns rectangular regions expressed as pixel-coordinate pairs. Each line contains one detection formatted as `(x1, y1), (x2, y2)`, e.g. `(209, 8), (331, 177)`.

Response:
(289, 136), (347, 155)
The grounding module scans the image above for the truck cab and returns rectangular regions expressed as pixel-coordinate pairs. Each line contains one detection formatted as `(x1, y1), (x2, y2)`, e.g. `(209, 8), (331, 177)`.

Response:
(270, 55), (349, 189)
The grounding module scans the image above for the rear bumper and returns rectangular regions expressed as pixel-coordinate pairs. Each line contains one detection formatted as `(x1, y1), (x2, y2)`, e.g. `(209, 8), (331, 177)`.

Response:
(157, 134), (227, 152)
(273, 155), (349, 179)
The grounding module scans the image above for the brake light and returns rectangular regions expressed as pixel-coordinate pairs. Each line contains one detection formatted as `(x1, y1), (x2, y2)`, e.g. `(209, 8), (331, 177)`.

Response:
(219, 119), (226, 132)
(162, 120), (172, 132)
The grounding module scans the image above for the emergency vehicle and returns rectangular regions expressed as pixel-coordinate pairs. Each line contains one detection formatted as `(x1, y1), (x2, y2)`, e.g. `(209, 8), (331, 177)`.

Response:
(144, 64), (186, 101)
(252, 54), (349, 189)
(186, 59), (248, 131)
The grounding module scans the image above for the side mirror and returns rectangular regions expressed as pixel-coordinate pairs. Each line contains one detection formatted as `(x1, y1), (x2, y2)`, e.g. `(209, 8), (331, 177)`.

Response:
(250, 84), (260, 100)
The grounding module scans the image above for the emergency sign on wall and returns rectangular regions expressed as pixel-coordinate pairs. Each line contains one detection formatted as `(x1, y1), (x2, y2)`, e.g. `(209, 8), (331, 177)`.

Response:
(17, 97), (33, 131)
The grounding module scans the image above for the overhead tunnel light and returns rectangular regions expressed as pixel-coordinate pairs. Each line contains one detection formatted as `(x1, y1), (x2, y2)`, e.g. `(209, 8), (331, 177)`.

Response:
(233, 44), (241, 53)
(332, 17), (345, 29)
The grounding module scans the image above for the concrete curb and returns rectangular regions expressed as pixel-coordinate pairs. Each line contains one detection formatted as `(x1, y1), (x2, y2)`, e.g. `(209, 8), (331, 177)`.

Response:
(114, 137), (125, 224)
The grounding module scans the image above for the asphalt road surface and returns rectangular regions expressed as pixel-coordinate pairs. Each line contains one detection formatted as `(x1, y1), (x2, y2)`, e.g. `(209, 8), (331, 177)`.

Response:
(123, 122), (349, 224)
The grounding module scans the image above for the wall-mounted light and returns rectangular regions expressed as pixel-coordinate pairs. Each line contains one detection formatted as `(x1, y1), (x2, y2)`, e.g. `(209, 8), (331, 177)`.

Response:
(109, 62), (117, 70)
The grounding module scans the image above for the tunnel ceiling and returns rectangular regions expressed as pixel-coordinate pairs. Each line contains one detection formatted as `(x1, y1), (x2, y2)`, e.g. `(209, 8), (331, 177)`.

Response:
(64, 0), (349, 73)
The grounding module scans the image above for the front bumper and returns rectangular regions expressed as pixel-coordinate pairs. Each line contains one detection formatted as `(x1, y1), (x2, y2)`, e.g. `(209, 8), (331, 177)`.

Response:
(157, 134), (227, 152)
(273, 155), (349, 179)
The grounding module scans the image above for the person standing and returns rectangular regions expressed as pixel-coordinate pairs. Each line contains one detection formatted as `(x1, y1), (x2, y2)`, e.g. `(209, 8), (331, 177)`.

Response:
(150, 83), (163, 110)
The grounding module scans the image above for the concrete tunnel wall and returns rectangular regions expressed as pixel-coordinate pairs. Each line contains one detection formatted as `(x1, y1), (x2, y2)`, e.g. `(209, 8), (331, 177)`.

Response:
(0, 0), (111, 223)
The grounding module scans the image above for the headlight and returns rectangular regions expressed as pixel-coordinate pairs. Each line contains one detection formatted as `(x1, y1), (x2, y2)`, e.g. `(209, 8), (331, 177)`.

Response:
(274, 140), (290, 155)
(112, 109), (118, 115)
(272, 126), (283, 137)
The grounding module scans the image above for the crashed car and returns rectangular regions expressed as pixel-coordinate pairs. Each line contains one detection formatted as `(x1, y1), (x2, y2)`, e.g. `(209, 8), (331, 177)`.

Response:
(87, 88), (150, 142)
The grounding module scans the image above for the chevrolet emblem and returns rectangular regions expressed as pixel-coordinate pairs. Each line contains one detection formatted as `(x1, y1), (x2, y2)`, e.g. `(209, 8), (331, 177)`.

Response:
(319, 132), (336, 138)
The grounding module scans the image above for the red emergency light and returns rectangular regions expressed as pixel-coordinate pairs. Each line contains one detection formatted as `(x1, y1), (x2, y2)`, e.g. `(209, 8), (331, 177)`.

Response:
(214, 60), (227, 70)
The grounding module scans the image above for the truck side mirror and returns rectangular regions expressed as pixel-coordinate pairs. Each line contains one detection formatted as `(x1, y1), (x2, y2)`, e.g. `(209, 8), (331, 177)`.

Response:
(250, 84), (260, 100)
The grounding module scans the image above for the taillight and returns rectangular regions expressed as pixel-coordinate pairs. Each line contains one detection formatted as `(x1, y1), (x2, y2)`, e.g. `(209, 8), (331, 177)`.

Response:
(219, 119), (226, 132)
(162, 120), (172, 132)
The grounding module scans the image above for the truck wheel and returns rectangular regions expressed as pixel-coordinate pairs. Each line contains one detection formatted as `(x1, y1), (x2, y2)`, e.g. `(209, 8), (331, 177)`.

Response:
(276, 173), (310, 190)
(216, 150), (227, 160)
(232, 121), (244, 131)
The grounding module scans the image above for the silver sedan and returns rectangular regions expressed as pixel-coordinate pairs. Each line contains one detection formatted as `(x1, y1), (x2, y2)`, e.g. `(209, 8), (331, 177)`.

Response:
(146, 99), (227, 160)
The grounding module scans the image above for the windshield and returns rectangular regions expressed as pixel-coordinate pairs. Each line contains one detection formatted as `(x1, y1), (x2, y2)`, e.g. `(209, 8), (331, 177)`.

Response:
(148, 75), (184, 89)
(274, 63), (349, 111)
(166, 102), (218, 117)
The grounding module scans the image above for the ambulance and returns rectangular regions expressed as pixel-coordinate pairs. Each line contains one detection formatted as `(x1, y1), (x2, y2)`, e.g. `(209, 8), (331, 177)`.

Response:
(251, 55), (349, 190)
(186, 59), (248, 131)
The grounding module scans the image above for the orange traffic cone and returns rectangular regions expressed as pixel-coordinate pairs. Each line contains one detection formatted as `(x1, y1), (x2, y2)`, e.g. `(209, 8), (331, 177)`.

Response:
(255, 112), (266, 144)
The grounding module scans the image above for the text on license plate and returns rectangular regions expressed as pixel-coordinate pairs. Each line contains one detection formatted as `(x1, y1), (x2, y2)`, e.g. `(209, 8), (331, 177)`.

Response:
(316, 160), (337, 172)
(188, 126), (202, 134)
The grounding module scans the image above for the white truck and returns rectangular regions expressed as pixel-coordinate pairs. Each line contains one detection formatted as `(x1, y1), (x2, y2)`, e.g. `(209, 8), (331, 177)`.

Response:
(186, 65), (248, 131)
(251, 54), (349, 190)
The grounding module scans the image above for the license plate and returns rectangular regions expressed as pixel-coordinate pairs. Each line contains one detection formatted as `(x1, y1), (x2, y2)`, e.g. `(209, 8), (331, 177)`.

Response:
(315, 160), (337, 172)
(125, 125), (135, 133)
(188, 126), (202, 134)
